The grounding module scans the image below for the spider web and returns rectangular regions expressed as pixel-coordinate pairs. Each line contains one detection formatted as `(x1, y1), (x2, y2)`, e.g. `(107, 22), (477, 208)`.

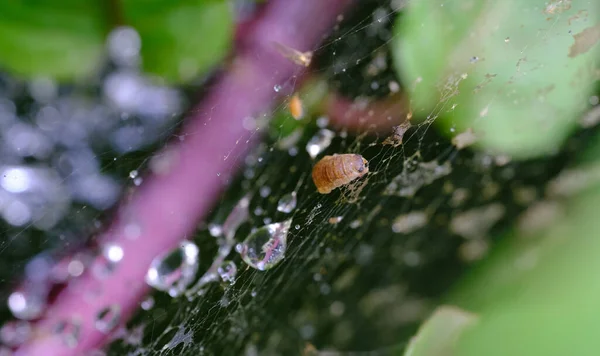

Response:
(0, 1), (598, 355)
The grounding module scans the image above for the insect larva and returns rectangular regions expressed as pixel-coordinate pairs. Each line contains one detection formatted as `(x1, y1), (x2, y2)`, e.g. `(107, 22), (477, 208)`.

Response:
(312, 154), (369, 194)
(272, 42), (313, 67)
(289, 94), (304, 120)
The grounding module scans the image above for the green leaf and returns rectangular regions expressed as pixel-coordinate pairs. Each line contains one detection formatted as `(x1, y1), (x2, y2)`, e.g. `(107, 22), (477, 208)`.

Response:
(0, 1), (106, 81)
(404, 306), (478, 356)
(122, 0), (233, 83)
(0, 1), (233, 83)
(447, 134), (600, 356)
(392, 0), (600, 159)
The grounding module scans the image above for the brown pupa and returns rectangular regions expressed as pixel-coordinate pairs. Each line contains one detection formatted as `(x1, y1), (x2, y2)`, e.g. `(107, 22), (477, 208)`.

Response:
(312, 154), (369, 194)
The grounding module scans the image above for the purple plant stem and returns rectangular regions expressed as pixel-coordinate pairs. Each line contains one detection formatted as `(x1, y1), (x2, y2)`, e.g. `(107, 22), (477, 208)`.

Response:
(15, 0), (354, 354)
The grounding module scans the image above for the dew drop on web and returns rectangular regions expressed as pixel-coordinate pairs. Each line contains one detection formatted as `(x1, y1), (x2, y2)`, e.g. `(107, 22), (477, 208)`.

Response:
(145, 241), (199, 297)
(277, 191), (297, 213)
(208, 223), (223, 237)
(236, 219), (292, 271)
(141, 296), (155, 310)
(95, 304), (121, 334)
(93, 243), (125, 279)
(306, 129), (335, 159)
(7, 289), (46, 321)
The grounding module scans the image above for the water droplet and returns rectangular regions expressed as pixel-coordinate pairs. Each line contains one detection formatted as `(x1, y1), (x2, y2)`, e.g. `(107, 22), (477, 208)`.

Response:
(208, 223), (223, 237)
(141, 296), (155, 310)
(504, 37), (510, 43)
(67, 259), (85, 277)
(217, 261), (237, 283)
(349, 219), (362, 229)
(93, 243), (124, 278)
(133, 177), (143, 186)
(107, 26), (141, 66)
(129, 170), (138, 179)
(259, 186), (271, 198)
(0, 320), (31, 347)
(53, 318), (81, 348)
(8, 290), (46, 320)
(277, 192), (297, 213)
(146, 241), (199, 297)
(470, 56), (479, 63)
(105, 243), (124, 263)
(235, 243), (244, 253)
(295, 224), (301, 230)
(273, 84), (282, 92)
(237, 220), (291, 271)
(316, 116), (329, 128)
(95, 304), (121, 334)
(306, 129), (335, 159)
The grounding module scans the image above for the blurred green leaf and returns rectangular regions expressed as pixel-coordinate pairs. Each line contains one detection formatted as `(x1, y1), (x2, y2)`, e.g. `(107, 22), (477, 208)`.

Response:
(392, 0), (600, 159)
(0, 1), (106, 80)
(446, 132), (600, 355)
(0, 0), (233, 83)
(122, 0), (233, 83)
(403, 306), (478, 356)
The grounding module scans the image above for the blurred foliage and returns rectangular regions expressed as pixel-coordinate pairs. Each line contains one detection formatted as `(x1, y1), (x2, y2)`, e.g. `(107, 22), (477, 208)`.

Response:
(0, 0), (233, 83)
(399, 131), (600, 356)
(121, 0), (233, 83)
(445, 135), (600, 356)
(0, 1), (106, 80)
(403, 306), (478, 356)
(392, 0), (600, 159)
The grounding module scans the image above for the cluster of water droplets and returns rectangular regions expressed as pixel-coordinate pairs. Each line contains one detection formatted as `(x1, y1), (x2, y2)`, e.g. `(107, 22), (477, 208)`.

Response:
(217, 261), (238, 284)
(0, 320), (31, 348)
(139, 182), (298, 300)
(0, 25), (183, 231)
